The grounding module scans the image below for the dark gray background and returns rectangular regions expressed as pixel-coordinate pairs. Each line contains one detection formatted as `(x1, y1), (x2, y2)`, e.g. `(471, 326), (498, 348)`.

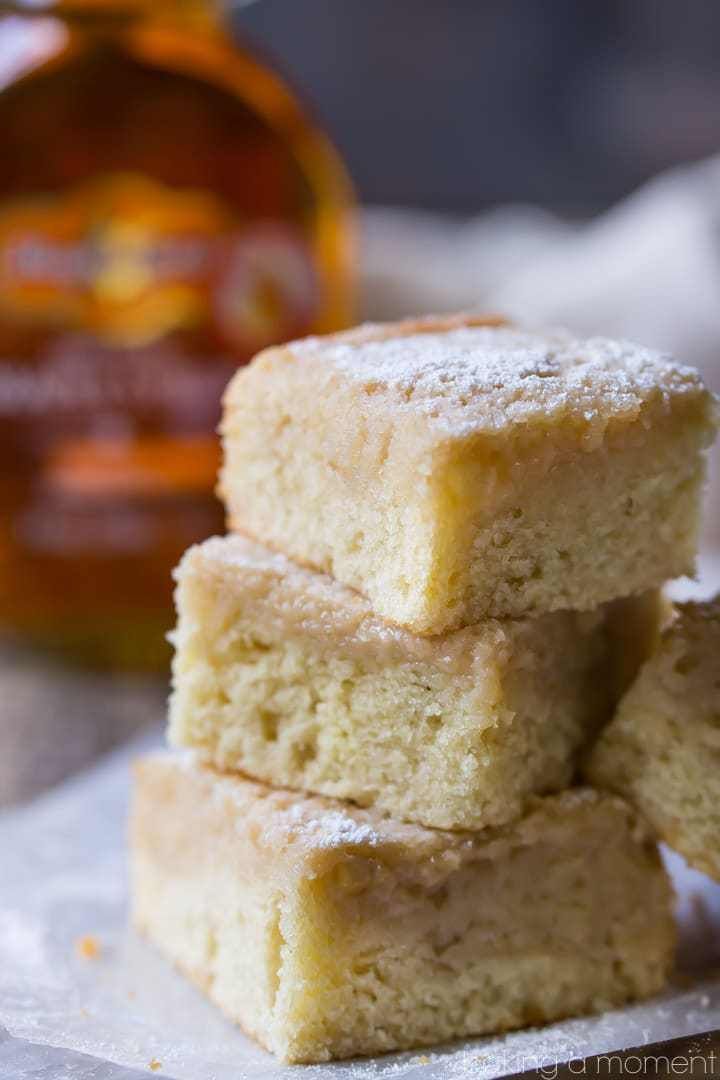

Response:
(236, 0), (720, 213)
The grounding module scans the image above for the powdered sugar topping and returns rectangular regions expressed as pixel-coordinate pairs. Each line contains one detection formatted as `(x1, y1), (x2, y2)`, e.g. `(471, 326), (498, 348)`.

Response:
(284, 802), (382, 850)
(299, 325), (706, 435)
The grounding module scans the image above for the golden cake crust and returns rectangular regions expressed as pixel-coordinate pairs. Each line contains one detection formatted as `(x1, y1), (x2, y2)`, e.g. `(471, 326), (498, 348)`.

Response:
(226, 317), (710, 444)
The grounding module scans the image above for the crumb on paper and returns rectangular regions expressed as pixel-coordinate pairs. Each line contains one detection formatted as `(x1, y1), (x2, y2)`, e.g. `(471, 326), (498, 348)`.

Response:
(128, 989), (136, 999)
(148, 1059), (162, 1073)
(79, 1007), (88, 1018)
(75, 934), (101, 960)
(411, 1055), (431, 1065)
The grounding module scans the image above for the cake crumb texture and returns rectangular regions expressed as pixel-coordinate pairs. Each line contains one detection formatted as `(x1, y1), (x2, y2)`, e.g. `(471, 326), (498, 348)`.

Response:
(587, 595), (720, 880)
(130, 753), (675, 1063)
(168, 535), (657, 830)
(75, 934), (101, 960)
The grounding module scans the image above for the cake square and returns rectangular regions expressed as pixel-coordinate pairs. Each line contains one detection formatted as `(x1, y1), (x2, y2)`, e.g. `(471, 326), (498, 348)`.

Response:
(130, 753), (675, 1064)
(219, 314), (716, 633)
(168, 535), (658, 831)
(587, 595), (720, 880)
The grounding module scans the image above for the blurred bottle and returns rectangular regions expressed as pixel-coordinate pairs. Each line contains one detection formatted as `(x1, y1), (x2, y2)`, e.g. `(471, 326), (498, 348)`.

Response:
(0, 0), (354, 668)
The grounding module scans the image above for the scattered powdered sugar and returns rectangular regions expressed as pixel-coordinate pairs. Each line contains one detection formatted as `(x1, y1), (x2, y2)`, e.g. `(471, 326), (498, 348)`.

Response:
(302, 324), (705, 435)
(181, 533), (303, 584)
(177, 752), (386, 850)
(284, 803), (382, 850)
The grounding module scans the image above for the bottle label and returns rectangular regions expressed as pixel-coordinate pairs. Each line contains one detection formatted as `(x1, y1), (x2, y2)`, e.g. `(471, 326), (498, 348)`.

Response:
(0, 173), (320, 517)
(0, 171), (318, 351)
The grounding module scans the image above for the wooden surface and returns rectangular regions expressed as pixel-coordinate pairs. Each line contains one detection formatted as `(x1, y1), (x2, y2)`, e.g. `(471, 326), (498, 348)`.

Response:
(0, 641), (167, 806)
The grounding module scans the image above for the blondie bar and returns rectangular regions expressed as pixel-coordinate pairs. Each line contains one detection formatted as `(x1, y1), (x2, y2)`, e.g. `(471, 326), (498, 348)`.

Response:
(130, 754), (674, 1063)
(169, 535), (658, 830)
(588, 596), (720, 880)
(220, 315), (715, 632)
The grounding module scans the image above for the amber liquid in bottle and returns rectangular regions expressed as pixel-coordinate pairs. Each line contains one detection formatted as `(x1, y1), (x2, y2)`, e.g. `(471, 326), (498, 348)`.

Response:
(0, 0), (354, 667)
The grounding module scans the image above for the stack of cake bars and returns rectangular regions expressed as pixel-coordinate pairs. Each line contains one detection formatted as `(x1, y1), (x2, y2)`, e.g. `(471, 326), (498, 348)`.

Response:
(130, 314), (718, 1064)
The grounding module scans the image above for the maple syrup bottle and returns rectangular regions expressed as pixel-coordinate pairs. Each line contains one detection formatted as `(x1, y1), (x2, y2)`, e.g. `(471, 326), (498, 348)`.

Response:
(0, 0), (354, 667)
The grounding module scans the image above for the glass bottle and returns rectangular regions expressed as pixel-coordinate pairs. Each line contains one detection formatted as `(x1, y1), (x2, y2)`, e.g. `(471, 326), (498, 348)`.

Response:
(0, 0), (354, 668)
